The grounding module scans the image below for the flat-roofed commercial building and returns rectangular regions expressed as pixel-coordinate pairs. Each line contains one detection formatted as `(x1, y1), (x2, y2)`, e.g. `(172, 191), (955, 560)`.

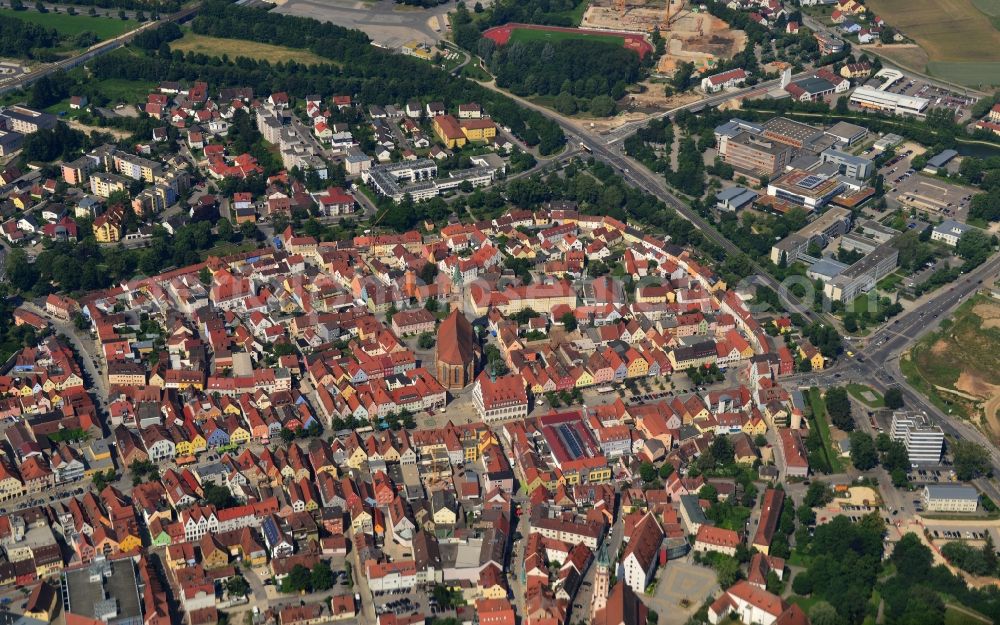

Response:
(761, 117), (823, 149)
(768, 207), (852, 264)
(715, 118), (764, 156)
(724, 132), (793, 178)
(850, 86), (929, 117)
(821, 148), (874, 181)
(922, 484), (979, 513)
(767, 169), (844, 210)
(824, 241), (898, 303)
(890, 411), (944, 465)
(825, 121), (868, 146)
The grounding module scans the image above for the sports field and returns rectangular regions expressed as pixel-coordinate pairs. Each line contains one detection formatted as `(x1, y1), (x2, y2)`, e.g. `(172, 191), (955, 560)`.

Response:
(171, 32), (331, 66)
(0, 8), (137, 40)
(865, 0), (1000, 86)
(509, 27), (623, 46)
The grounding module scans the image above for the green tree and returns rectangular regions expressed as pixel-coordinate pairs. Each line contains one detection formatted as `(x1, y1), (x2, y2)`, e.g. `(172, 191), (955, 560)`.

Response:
(825, 387), (854, 431)
(956, 229), (993, 265)
(884, 386), (903, 409)
(849, 431), (878, 470)
(589, 95), (616, 117)
(714, 555), (740, 588)
(311, 561), (335, 591)
(560, 311), (578, 332)
(953, 440), (990, 481)
(639, 461), (657, 483)
(225, 576), (251, 597)
(808, 601), (843, 625)
(417, 332), (436, 349)
(281, 564), (312, 593)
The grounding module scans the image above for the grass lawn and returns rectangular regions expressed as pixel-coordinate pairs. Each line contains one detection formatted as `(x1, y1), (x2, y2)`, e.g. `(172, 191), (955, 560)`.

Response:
(787, 552), (814, 568)
(808, 387), (845, 472)
(788, 595), (822, 612)
(552, 0), (591, 25)
(0, 8), (137, 40)
(461, 61), (492, 81)
(91, 79), (157, 104)
(900, 354), (969, 419)
(944, 604), (992, 625)
(876, 271), (904, 292)
(847, 383), (885, 408)
(926, 61), (1000, 88)
(508, 27), (624, 47)
(171, 31), (331, 66)
(202, 240), (263, 259)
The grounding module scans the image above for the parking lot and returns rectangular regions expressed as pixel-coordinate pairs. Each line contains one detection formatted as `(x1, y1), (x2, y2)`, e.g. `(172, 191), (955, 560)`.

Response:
(273, 0), (454, 48)
(876, 148), (973, 221)
(862, 75), (977, 123)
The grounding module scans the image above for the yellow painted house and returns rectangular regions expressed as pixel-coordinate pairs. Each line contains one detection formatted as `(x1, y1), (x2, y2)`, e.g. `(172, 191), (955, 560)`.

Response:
(626, 356), (649, 379)
(574, 369), (594, 388)
(93, 209), (123, 243)
(346, 446), (368, 470)
(459, 119), (497, 143)
(0, 468), (24, 502)
(433, 115), (467, 149)
(798, 343), (825, 370)
(187, 432), (207, 455)
(118, 533), (143, 554)
(228, 426), (251, 446)
(742, 417), (767, 437)
(174, 440), (193, 457)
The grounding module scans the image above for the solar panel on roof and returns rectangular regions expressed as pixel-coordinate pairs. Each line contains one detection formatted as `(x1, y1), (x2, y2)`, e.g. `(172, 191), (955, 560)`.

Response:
(798, 175), (825, 190)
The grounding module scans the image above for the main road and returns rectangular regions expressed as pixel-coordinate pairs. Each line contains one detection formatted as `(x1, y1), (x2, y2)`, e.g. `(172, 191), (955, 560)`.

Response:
(481, 73), (824, 326)
(0, 4), (201, 96)
(785, 252), (1000, 501)
(480, 73), (1000, 498)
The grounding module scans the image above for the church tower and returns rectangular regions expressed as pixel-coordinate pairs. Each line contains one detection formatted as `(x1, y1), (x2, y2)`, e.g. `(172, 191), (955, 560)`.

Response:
(591, 539), (611, 620)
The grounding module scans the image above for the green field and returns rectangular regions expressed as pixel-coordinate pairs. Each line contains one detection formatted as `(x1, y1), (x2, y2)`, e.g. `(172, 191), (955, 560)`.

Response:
(926, 61), (1000, 88)
(0, 8), (138, 40)
(553, 0), (591, 26)
(461, 61), (491, 81)
(902, 295), (1000, 431)
(808, 387), (846, 473)
(508, 28), (624, 47)
(171, 31), (331, 66)
(945, 604), (992, 625)
(866, 0), (1000, 87)
(93, 78), (157, 103)
(847, 383), (885, 408)
(972, 0), (1000, 16)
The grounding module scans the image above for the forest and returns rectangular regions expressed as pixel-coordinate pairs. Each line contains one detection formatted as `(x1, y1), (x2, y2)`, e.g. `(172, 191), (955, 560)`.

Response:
(0, 14), (60, 59)
(487, 38), (638, 108)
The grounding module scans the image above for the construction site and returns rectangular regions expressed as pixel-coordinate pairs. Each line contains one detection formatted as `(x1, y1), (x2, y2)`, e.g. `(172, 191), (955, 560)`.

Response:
(581, 0), (746, 75)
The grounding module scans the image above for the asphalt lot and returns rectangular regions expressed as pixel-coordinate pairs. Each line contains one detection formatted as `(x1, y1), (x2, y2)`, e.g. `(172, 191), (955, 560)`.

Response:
(272, 0), (455, 48)
(861, 75), (977, 124)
